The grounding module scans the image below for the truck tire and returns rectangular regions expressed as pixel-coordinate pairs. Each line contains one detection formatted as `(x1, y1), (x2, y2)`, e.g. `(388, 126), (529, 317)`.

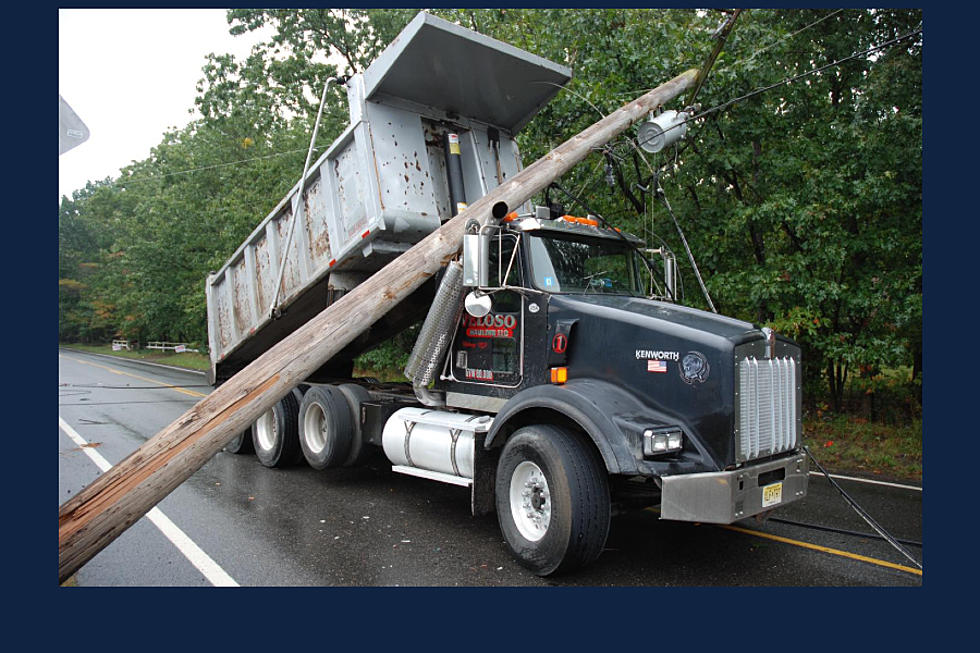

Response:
(224, 430), (254, 455)
(252, 393), (303, 468)
(495, 424), (610, 576)
(335, 383), (373, 466)
(298, 385), (353, 470)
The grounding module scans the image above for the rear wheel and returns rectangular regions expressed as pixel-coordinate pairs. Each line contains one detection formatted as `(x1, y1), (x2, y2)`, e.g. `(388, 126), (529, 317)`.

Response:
(224, 430), (254, 455)
(335, 383), (373, 466)
(298, 385), (353, 469)
(495, 424), (610, 576)
(252, 392), (303, 467)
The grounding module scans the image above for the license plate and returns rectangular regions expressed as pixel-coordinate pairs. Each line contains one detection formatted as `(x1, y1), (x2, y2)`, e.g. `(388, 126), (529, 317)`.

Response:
(762, 482), (783, 507)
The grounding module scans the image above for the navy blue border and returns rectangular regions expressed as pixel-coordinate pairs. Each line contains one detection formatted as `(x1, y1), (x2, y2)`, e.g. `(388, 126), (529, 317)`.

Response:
(33, 1), (965, 646)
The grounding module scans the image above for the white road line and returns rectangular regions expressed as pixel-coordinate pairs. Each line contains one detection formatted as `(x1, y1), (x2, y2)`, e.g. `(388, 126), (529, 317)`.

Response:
(809, 470), (921, 492)
(59, 416), (239, 587)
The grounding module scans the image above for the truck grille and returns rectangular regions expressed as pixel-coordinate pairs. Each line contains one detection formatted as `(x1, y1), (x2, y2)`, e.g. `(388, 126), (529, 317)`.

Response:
(736, 356), (800, 463)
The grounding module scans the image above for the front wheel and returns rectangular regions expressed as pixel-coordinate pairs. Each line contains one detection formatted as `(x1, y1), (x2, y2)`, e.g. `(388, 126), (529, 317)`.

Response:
(495, 425), (610, 576)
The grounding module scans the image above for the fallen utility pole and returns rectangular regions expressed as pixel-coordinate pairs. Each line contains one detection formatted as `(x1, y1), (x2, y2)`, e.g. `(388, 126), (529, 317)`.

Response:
(58, 68), (697, 584)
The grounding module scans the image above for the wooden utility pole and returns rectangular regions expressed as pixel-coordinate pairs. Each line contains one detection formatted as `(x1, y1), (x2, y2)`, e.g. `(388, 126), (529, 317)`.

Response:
(58, 68), (698, 584)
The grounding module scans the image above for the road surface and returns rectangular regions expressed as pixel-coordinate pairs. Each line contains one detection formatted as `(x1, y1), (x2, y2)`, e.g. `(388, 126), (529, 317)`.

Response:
(58, 348), (922, 587)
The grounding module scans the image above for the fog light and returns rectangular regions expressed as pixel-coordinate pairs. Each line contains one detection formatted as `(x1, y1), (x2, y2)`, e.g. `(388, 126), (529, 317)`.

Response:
(643, 427), (684, 457)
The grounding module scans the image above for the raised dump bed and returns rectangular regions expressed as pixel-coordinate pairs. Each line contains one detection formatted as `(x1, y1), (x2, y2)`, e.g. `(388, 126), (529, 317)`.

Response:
(205, 12), (570, 383)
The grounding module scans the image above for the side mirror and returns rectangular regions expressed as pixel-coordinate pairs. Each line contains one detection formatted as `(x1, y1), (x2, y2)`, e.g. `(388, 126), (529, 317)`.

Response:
(662, 249), (677, 299)
(461, 201), (508, 288)
(644, 247), (678, 300)
(464, 290), (492, 318)
(462, 230), (489, 287)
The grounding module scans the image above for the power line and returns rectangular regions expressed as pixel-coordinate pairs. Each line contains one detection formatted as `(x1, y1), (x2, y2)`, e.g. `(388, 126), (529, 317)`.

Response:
(592, 26), (920, 314)
(605, 25), (921, 178)
(613, 9), (846, 101)
(693, 26), (922, 123)
(729, 8), (845, 71)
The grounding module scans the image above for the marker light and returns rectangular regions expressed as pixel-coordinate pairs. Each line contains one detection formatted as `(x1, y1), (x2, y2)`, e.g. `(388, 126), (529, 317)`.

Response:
(560, 215), (599, 227)
(550, 367), (568, 384)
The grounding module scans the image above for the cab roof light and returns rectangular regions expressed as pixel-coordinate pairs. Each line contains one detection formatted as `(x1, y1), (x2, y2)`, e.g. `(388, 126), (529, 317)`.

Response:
(560, 214), (599, 227)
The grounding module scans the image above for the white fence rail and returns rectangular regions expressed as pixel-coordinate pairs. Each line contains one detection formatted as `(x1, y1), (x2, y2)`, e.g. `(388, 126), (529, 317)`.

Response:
(145, 341), (200, 353)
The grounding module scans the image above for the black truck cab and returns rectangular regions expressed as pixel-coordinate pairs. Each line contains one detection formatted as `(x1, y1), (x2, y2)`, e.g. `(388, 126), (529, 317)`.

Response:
(438, 211), (808, 537)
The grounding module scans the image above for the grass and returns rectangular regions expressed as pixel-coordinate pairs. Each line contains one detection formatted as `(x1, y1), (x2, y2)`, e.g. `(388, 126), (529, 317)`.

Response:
(60, 345), (923, 483)
(802, 415), (921, 483)
(61, 342), (212, 371)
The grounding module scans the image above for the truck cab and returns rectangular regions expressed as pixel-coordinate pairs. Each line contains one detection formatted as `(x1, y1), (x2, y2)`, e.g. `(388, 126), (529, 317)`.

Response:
(415, 208), (809, 573)
(440, 211), (656, 406)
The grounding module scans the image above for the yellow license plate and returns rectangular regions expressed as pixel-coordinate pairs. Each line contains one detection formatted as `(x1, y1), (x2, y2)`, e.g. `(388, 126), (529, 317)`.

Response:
(762, 482), (783, 507)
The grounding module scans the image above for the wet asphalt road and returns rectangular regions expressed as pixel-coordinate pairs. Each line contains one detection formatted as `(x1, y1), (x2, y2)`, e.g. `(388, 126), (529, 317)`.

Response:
(58, 348), (922, 587)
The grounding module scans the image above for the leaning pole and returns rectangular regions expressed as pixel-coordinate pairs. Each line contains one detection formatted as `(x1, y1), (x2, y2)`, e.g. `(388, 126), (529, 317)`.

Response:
(58, 69), (698, 584)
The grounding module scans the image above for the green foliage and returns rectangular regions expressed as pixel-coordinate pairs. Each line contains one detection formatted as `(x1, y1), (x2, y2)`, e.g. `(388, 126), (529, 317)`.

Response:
(804, 413), (921, 481)
(354, 324), (419, 378)
(58, 9), (921, 419)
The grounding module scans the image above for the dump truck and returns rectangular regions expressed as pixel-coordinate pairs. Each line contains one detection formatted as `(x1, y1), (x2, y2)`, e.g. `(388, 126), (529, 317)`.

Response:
(205, 13), (808, 576)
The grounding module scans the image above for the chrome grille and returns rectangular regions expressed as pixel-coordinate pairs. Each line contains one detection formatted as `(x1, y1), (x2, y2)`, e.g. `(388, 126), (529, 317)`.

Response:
(736, 356), (799, 463)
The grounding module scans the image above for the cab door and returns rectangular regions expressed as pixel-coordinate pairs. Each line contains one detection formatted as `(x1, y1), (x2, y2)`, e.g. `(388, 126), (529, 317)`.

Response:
(450, 233), (523, 388)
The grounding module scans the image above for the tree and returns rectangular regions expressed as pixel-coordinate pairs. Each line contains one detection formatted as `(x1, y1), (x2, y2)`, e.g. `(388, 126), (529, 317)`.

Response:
(57, 9), (921, 416)
(660, 9), (922, 410)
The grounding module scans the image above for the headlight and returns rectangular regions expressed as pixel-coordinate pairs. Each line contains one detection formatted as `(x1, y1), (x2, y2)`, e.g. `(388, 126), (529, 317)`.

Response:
(643, 427), (684, 457)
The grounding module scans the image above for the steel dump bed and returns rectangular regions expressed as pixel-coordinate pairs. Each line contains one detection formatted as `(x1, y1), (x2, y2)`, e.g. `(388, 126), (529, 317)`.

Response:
(205, 12), (570, 382)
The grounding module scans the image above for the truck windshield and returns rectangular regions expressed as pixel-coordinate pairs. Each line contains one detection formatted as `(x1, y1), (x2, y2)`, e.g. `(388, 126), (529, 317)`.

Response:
(526, 233), (645, 296)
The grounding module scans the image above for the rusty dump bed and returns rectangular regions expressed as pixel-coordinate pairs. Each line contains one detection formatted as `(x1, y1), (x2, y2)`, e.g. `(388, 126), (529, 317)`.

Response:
(204, 12), (570, 383)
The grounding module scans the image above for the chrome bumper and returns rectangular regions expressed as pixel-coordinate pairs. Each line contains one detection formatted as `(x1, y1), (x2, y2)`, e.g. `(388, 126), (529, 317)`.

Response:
(659, 453), (808, 523)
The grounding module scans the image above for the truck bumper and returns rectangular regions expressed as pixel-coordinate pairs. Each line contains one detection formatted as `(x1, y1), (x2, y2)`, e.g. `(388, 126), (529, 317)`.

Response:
(659, 452), (808, 523)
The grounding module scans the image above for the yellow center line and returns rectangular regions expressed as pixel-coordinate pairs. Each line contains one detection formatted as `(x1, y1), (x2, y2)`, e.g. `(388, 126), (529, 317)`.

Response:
(59, 355), (207, 398)
(718, 523), (922, 576)
(643, 507), (921, 577)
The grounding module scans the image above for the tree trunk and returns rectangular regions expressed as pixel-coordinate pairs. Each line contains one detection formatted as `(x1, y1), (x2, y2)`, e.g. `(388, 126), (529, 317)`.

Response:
(58, 69), (699, 584)
(827, 359), (848, 413)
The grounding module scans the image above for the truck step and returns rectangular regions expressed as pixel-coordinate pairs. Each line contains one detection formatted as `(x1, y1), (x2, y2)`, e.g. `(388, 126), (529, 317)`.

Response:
(391, 465), (472, 487)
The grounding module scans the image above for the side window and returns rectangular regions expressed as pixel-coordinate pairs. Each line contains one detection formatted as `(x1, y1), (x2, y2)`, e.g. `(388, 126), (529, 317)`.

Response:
(487, 233), (521, 288)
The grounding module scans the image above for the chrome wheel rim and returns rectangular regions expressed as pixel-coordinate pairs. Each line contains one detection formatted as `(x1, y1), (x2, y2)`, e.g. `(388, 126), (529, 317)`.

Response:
(509, 461), (551, 542)
(254, 409), (278, 452)
(303, 403), (326, 454)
